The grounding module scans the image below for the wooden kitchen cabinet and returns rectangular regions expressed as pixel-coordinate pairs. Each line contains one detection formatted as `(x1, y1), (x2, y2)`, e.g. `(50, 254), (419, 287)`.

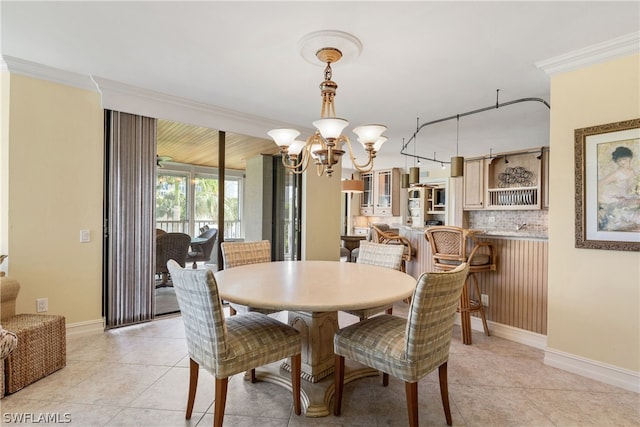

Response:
(486, 149), (544, 210)
(463, 148), (549, 211)
(373, 168), (400, 216)
(358, 169), (400, 216)
(463, 157), (485, 209)
(407, 180), (447, 227)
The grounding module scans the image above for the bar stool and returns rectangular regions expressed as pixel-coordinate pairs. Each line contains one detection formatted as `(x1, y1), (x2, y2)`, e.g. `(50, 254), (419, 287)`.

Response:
(425, 226), (496, 344)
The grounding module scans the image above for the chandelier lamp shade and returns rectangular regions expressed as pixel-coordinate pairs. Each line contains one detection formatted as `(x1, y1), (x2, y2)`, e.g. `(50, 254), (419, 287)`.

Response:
(268, 46), (387, 177)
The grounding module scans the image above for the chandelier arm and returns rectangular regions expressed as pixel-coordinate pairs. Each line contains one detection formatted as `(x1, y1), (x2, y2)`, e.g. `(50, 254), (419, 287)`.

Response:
(281, 153), (303, 172)
(281, 149), (311, 173)
(279, 135), (318, 174)
(343, 137), (375, 172)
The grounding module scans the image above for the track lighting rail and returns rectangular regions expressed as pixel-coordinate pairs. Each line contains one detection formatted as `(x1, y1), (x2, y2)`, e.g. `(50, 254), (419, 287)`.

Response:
(400, 91), (551, 164)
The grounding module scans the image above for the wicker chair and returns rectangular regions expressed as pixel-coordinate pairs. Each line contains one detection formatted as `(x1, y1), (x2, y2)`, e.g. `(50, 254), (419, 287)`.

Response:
(334, 263), (469, 427)
(0, 276), (66, 396)
(0, 327), (17, 399)
(186, 227), (218, 269)
(425, 225), (496, 344)
(219, 240), (279, 316)
(370, 224), (415, 273)
(155, 232), (191, 287)
(166, 260), (301, 427)
(344, 242), (405, 321)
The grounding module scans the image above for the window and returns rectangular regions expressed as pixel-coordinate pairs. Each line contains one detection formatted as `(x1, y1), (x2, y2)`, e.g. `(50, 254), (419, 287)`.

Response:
(156, 172), (189, 233)
(156, 166), (244, 238)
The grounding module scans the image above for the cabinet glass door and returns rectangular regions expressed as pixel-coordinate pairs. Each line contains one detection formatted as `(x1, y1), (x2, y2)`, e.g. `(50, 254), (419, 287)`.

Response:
(376, 170), (391, 208)
(360, 172), (373, 209)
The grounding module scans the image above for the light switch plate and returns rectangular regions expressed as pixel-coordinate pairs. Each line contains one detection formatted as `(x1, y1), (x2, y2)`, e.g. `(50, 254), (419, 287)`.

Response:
(80, 229), (90, 243)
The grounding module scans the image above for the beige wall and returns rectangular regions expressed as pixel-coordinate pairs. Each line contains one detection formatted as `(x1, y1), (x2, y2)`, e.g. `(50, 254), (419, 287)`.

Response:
(302, 165), (342, 261)
(1, 73), (10, 264)
(2, 74), (104, 324)
(547, 54), (640, 372)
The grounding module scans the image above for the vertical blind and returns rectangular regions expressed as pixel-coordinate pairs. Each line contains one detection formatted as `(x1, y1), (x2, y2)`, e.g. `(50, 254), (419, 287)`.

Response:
(104, 110), (156, 328)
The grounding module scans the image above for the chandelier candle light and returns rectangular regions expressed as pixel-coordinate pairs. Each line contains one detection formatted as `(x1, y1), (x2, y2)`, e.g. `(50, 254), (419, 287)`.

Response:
(268, 47), (387, 177)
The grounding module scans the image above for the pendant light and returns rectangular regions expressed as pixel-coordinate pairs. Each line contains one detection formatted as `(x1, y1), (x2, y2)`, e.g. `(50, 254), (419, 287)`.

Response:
(409, 119), (420, 184)
(401, 138), (410, 188)
(450, 114), (464, 177)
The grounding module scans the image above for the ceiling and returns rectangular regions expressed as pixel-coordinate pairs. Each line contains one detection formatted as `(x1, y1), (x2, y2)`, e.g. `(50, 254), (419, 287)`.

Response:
(157, 120), (280, 170)
(2, 1), (639, 174)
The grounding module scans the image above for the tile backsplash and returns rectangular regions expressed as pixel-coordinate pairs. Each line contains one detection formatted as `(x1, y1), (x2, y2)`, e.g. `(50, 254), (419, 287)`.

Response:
(467, 209), (548, 234)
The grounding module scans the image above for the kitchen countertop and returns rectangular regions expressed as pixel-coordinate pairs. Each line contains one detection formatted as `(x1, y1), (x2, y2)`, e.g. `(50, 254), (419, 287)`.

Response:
(396, 224), (548, 240)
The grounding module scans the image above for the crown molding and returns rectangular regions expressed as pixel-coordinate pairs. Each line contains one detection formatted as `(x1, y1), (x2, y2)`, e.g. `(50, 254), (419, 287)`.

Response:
(1, 55), (97, 91)
(91, 76), (308, 138)
(536, 32), (640, 75)
(1, 55), (310, 138)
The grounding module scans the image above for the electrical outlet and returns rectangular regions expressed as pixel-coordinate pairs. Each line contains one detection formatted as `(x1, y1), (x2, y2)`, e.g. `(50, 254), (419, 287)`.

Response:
(80, 229), (90, 243)
(36, 298), (48, 313)
(481, 294), (489, 306)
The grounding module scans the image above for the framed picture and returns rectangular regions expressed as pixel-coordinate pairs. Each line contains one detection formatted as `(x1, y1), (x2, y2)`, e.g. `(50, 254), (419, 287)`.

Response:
(575, 118), (640, 251)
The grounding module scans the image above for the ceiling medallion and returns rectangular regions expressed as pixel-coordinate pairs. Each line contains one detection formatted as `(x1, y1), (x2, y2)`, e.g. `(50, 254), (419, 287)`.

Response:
(298, 30), (363, 66)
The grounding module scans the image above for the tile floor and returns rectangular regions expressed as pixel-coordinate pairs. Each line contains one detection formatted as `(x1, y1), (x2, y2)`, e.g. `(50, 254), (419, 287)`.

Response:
(1, 303), (639, 427)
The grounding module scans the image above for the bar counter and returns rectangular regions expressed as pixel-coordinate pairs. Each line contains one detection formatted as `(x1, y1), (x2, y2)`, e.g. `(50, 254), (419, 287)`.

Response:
(399, 225), (548, 336)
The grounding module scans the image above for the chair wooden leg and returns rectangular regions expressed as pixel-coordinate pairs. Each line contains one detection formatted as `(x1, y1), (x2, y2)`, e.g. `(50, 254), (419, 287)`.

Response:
(186, 358), (199, 419)
(438, 362), (453, 426)
(405, 381), (419, 427)
(229, 305), (237, 316)
(213, 377), (228, 427)
(382, 372), (389, 386)
(386, 307), (393, 315)
(333, 355), (345, 416)
(291, 353), (301, 416)
(250, 368), (256, 383)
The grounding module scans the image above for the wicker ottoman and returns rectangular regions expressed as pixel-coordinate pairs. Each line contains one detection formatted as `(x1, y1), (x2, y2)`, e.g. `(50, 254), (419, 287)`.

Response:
(2, 314), (66, 394)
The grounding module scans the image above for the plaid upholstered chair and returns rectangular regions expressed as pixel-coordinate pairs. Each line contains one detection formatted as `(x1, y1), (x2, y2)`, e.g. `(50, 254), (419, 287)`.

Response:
(333, 263), (469, 427)
(167, 260), (302, 427)
(219, 240), (278, 316)
(344, 241), (405, 321)
(370, 224), (415, 273)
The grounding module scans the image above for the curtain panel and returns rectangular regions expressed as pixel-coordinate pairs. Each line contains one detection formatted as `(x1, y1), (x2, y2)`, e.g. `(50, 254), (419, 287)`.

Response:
(104, 110), (156, 328)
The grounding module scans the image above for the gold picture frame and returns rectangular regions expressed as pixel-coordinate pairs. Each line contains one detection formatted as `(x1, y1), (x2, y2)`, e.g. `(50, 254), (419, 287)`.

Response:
(575, 118), (640, 251)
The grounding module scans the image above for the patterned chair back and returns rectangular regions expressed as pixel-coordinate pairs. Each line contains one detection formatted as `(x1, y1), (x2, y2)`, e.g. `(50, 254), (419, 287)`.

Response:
(404, 263), (469, 371)
(220, 240), (271, 269)
(356, 241), (404, 270)
(167, 260), (228, 371)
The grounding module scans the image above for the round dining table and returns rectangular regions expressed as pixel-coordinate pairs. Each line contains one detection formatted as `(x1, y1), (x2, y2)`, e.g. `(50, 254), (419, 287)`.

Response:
(214, 260), (416, 417)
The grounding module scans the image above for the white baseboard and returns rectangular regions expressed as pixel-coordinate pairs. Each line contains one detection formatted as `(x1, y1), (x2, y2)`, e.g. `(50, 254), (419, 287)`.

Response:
(65, 318), (104, 336)
(455, 314), (548, 349)
(455, 314), (639, 393)
(545, 348), (640, 393)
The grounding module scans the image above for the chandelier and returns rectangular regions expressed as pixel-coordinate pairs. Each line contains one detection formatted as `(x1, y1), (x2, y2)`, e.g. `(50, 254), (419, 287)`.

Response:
(268, 47), (387, 177)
